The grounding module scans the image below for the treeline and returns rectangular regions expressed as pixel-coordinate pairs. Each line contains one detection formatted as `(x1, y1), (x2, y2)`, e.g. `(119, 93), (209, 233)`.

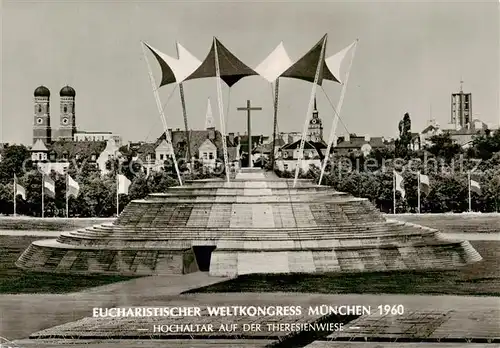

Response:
(0, 146), (219, 217)
(1, 114), (499, 216)
(279, 116), (500, 213)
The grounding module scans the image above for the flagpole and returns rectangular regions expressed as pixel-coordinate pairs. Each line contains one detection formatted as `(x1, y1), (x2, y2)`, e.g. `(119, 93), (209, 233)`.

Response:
(41, 174), (45, 218)
(417, 171), (421, 214)
(319, 39), (358, 186)
(141, 42), (183, 186)
(393, 171), (396, 214)
(116, 174), (119, 217)
(294, 35), (328, 187)
(13, 174), (17, 217)
(66, 174), (69, 218)
(468, 171), (472, 212)
(271, 78), (280, 171)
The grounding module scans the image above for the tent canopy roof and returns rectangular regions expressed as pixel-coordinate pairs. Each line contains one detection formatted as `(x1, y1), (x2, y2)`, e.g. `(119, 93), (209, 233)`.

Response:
(144, 35), (356, 88)
(184, 37), (258, 87)
(143, 41), (201, 87)
(279, 34), (339, 85)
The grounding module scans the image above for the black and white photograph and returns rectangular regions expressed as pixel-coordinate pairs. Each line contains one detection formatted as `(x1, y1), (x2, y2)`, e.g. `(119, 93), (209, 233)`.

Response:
(0, 0), (499, 347)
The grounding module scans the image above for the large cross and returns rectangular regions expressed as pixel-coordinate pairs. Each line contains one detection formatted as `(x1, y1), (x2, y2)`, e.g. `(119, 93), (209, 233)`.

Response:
(237, 100), (262, 168)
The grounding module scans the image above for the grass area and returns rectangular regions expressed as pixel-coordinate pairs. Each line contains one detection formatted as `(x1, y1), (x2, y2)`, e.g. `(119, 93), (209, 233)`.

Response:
(0, 217), (113, 231)
(190, 241), (500, 296)
(391, 214), (500, 233)
(0, 235), (137, 294)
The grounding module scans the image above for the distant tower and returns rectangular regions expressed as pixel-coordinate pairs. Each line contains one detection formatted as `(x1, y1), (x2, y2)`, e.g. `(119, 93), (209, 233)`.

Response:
(205, 98), (214, 129)
(58, 85), (77, 141)
(33, 86), (52, 145)
(451, 80), (472, 129)
(307, 97), (323, 142)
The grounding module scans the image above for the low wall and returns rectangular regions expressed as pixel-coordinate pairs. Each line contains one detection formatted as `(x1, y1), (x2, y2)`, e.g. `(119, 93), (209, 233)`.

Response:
(389, 213), (500, 233)
(1, 213), (499, 234)
(0, 217), (115, 231)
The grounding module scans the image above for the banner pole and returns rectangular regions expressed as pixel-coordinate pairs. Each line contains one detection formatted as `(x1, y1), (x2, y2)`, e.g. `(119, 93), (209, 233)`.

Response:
(468, 171), (472, 212)
(141, 42), (183, 186)
(116, 174), (119, 217)
(213, 38), (231, 183)
(13, 174), (17, 217)
(319, 40), (358, 186)
(294, 36), (328, 187)
(393, 171), (396, 214)
(41, 174), (45, 218)
(66, 174), (69, 218)
(417, 172), (421, 214)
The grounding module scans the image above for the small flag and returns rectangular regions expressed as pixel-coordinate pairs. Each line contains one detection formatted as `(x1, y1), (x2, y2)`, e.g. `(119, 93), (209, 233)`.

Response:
(470, 173), (482, 195)
(67, 175), (80, 198)
(14, 175), (26, 200)
(394, 170), (405, 199)
(43, 175), (56, 198)
(117, 174), (131, 195)
(419, 173), (431, 195)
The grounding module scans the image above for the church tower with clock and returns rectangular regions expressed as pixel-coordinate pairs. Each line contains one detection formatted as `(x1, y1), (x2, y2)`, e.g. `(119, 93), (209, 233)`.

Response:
(58, 85), (77, 141)
(33, 86), (52, 145)
(307, 97), (323, 142)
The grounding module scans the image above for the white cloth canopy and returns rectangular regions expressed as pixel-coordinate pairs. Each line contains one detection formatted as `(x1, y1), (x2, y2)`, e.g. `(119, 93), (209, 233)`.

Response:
(325, 41), (357, 85)
(254, 42), (293, 83)
(143, 41), (201, 86)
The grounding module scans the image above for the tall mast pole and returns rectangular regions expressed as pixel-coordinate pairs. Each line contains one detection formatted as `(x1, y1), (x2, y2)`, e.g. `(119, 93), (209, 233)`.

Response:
(293, 35), (328, 187)
(213, 37), (230, 182)
(141, 42), (183, 186)
(179, 83), (192, 161)
(318, 40), (358, 186)
(175, 42), (192, 162)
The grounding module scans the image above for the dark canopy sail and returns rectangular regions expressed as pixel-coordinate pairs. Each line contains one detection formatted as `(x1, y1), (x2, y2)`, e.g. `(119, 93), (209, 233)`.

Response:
(143, 42), (177, 87)
(280, 34), (340, 85)
(184, 37), (258, 87)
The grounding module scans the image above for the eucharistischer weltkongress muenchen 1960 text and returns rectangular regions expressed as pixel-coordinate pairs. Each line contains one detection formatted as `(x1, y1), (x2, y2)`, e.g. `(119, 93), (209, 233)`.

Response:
(92, 305), (405, 333)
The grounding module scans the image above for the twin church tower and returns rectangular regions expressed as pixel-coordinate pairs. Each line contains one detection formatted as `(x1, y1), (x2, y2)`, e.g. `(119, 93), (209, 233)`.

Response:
(33, 85), (77, 145)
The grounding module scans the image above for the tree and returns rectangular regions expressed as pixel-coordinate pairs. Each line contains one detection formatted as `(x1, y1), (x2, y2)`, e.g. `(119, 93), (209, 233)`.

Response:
(426, 132), (462, 163)
(0, 183), (12, 215)
(0, 145), (31, 185)
(467, 129), (500, 161)
(421, 174), (468, 213)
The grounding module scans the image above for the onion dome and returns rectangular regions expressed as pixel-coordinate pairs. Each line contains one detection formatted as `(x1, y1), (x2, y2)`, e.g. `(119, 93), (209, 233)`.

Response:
(60, 85), (76, 97)
(34, 86), (50, 97)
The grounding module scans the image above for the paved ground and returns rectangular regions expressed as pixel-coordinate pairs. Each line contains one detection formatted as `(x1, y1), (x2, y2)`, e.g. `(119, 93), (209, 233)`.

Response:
(11, 293), (500, 347)
(306, 344), (497, 348)
(0, 272), (229, 340)
(8, 340), (498, 348)
(1, 218), (499, 347)
(0, 230), (63, 237)
(8, 339), (273, 348)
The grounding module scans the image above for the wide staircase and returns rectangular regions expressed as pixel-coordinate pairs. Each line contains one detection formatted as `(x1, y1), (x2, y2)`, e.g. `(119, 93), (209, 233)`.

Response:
(16, 169), (482, 276)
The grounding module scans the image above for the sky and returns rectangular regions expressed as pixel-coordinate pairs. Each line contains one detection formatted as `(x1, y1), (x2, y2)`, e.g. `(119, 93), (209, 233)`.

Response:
(1, 0), (499, 145)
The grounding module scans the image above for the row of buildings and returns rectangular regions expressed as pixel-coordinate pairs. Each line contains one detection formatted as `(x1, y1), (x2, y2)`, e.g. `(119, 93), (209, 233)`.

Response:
(0, 85), (495, 176)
